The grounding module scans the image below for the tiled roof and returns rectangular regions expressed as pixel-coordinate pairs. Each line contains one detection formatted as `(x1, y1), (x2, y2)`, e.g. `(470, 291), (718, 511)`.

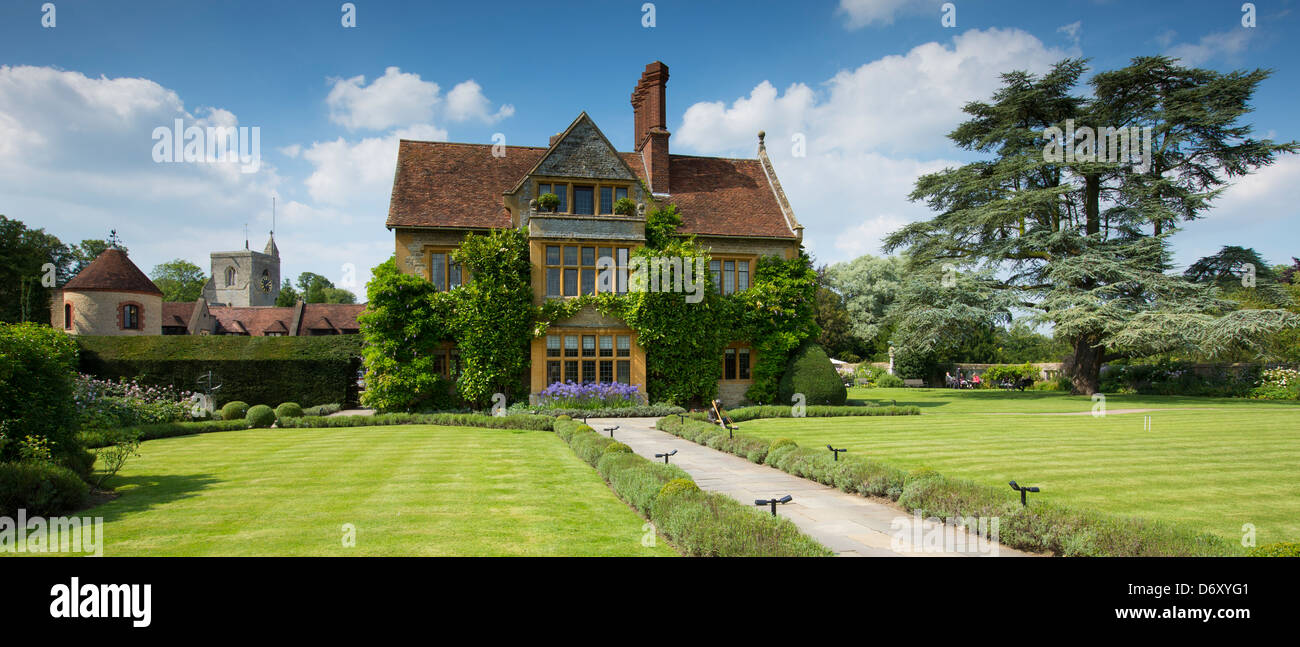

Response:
(386, 140), (797, 239)
(300, 304), (363, 333)
(386, 141), (546, 229)
(162, 302), (194, 327)
(63, 248), (163, 295)
(209, 306), (291, 337)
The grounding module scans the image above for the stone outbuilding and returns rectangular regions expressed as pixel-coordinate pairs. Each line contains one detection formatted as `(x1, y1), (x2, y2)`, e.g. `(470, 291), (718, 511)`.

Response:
(51, 247), (163, 335)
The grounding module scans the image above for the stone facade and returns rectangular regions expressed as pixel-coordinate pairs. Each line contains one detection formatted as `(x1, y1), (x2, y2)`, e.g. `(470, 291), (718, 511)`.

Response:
(53, 289), (162, 336)
(202, 236), (280, 307)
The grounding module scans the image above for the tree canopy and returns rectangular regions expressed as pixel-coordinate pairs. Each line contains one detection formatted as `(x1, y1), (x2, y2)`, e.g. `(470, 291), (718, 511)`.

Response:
(150, 259), (207, 302)
(884, 56), (1299, 393)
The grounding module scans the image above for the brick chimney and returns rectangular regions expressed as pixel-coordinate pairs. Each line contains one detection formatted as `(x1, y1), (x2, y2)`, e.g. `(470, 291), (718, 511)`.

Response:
(630, 61), (670, 194)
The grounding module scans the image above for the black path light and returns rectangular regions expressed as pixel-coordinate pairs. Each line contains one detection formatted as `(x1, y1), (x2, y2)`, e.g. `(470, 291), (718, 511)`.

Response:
(655, 449), (678, 464)
(725, 423), (738, 439)
(1008, 481), (1040, 507)
(826, 445), (847, 461)
(603, 425), (620, 438)
(755, 495), (793, 516)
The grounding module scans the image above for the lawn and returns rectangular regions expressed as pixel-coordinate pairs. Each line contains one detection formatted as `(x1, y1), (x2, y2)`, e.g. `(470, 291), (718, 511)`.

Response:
(740, 387), (1300, 544)
(84, 425), (676, 556)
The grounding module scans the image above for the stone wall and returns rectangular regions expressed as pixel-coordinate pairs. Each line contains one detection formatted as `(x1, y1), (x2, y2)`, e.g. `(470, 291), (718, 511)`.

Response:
(57, 290), (162, 335)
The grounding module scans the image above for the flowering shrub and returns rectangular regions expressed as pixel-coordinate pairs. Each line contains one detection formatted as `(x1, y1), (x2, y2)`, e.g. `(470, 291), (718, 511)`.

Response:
(537, 381), (643, 410)
(74, 374), (196, 430)
(1252, 367), (1300, 400)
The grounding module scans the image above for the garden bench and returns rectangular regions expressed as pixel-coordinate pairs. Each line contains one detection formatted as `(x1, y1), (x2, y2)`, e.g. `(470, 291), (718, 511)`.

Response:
(903, 378), (924, 388)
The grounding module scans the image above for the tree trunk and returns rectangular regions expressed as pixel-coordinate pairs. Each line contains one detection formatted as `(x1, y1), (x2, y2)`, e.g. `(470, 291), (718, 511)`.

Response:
(1067, 336), (1105, 395)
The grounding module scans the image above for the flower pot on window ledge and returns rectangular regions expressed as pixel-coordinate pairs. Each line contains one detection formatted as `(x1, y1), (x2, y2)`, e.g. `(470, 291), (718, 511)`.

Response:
(537, 192), (560, 213)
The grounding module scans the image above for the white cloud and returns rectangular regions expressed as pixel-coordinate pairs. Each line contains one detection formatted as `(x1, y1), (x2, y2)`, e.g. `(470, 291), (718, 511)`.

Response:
(836, 0), (929, 29)
(1165, 29), (1253, 66)
(326, 66), (440, 131)
(445, 80), (515, 123)
(1057, 21), (1081, 47)
(301, 123), (447, 208)
(675, 28), (1069, 265)
(1169, 155), (1300, 271)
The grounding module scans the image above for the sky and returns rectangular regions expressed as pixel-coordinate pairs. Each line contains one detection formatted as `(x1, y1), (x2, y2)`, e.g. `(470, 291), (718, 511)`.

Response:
(2, 0), (1297, 298)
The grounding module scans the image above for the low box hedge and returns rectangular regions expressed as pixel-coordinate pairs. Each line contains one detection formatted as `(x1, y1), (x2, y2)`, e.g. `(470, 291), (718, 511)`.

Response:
(724, 404), (920, 421)
(0, 461), (90, 517)
(552, 418), (831, 557)
(655, 416), (1238, 556)
(75, 335), (363, 408)
(275, 412), (554, 431)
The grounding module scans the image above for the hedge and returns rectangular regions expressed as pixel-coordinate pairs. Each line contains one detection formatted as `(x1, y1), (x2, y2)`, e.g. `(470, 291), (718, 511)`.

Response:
(79, 419), (251, 448)
(275, 412), (554, 431)
(513, 404), (687, 418)
(552, 418), (831, 557)
(656, 416), (1238, 556)
(723, 404), (920, 421)
(777, 342), (847, 406)
(1248, 542), (1300, 557)
(74, 335), (363, 408)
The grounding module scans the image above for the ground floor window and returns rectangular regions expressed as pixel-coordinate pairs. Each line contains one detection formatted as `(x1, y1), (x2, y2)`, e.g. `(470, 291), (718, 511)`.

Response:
(545, 331), (634, 384)
(431, 345), (461, 379)
(721, 344), (752, 381)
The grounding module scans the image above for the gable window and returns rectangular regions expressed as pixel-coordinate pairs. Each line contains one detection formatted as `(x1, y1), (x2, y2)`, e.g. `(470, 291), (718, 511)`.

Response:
(121, 304), (140, 330)
(63, 303), (72, 330)
(428, 249), (465, 292)
(536, 182), (628, 215)
(721, 344), (753, 381)
(709, 257), (753, 295)
(599, 187), (613, 214)
(573, 186), (595, 215)
(225, 267), (237, 287)
(545, 244), (633, 298)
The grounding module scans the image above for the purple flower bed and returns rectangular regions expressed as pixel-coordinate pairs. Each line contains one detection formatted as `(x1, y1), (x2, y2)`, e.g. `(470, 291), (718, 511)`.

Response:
(537, 381), (642, 410)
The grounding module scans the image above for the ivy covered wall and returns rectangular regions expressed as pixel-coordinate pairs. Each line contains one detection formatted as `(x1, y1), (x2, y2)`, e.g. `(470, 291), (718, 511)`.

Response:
(361, 206), (818, 411)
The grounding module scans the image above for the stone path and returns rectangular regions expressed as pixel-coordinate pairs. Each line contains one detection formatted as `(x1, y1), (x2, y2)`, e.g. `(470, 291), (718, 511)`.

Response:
(584, 417), (1035, 557)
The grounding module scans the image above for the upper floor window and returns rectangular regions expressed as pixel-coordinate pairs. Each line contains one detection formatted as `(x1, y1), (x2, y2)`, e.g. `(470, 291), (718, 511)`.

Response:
(537, 182), (629, 215)
(224, 267), (237, 287)
(545, 244), (632, 297)
(709, 257), (752, 295)
(121, 304), (140, 330)
(428, 249), (465, 292)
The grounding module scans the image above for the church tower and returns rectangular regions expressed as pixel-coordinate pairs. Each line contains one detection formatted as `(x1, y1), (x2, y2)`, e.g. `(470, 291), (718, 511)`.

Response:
(202, 234), (281, 307)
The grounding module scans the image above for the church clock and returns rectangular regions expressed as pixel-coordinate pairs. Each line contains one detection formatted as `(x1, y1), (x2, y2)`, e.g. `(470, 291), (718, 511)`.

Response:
(260, 272), (272, 293)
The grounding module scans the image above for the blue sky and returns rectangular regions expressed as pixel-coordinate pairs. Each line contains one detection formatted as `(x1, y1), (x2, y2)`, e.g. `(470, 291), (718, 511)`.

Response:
(2, 0), (1297, 295)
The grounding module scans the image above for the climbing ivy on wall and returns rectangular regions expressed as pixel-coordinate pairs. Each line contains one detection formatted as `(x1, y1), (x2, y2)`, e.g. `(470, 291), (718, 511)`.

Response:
(361, 206), (819, 410)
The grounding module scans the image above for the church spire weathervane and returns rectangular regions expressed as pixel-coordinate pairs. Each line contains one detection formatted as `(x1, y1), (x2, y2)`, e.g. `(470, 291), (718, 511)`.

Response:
(108, 229), (120, 249)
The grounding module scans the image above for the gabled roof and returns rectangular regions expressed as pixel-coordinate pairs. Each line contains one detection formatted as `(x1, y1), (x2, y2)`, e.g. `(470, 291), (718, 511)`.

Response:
(299, 304), (363, 333)
(387, 125), (799, 240)
(162, 302), (194, 327)
(63, 248), (163, 295)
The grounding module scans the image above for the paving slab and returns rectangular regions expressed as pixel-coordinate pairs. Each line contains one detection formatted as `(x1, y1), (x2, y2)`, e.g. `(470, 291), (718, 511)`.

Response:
(585, 417), (1037, 558)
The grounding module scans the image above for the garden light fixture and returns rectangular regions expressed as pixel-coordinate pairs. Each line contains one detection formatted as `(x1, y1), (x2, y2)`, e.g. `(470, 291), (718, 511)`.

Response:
(654, 449), (678, 464)
(603, 425), (619, 438)
(827, 445), (847, 461)
(1008, 481), (1039, 507)
(754, 495), (793, 516)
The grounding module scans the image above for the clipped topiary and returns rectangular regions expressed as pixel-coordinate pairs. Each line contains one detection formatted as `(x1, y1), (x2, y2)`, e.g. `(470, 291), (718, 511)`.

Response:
(246, 404), (276, 428)
(221, 401), (250, 421)
(603, 442), (633, 455)
(657, 478), (700, 498)
(555, 414), (572, 421)
(275, 402), (304, 420)
(778, 342), (847, 406)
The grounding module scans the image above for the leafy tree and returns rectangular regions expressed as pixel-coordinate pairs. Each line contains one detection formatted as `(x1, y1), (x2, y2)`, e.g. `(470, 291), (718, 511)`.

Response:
(357, 258), (454, 411)
(275, 279), (300, 306)
(995, 321), (1071, 363)
(824, 254), (906, 359)
(150, 259), (206, 302)
(296, 272), (356, 304)
(812, 266), (855, 359)
(0, 215), (72, 323)
(886, 57), (1299, 393)
(1279, 258), (1299, 285)
(1185, 246), (1292, 307)
(69, 238), (124, 276)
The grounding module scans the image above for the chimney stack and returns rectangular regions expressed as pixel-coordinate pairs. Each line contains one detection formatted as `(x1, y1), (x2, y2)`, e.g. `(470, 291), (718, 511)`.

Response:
(631, 61), (670, 194)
